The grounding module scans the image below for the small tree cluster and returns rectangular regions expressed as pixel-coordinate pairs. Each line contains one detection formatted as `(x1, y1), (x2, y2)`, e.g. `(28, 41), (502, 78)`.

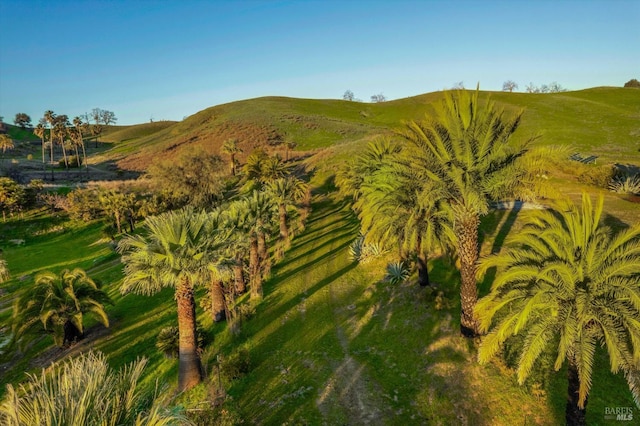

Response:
(370, 93), (386, 103)
(525, 81), (566, 93)
(624, 78), (640, 88)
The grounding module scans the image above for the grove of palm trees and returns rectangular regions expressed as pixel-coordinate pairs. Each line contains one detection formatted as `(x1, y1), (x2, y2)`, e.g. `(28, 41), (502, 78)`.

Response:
(0, 86), (639, 425)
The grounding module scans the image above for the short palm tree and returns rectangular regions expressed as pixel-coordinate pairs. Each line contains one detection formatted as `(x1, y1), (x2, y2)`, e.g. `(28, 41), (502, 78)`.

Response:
(476, 194), (640, 425)
(118, 206), (224, 391)
(356, 160), (454, 286)
(398, 86), (537, 337)
(12, 268), (111, 347)
(0, 351), (188, 425)
(221, 138), (242, 176)
(0, 134), (15, 170)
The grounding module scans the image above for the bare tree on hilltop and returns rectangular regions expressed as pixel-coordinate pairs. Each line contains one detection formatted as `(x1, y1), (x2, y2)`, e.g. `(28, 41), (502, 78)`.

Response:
(502, 80), (518, 92)
(89, 108), (117, 148)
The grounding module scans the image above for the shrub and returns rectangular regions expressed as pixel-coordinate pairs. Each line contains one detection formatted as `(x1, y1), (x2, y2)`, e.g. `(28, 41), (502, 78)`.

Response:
(624, 78), (640, 88)
(0, 351), (187, 425)
(576, 164), (617, 188)
(219, 348), (251, 382)
(58, 155), (82, 168)
(384, 261), (410, 285)
(156, 325), (207, 358)
(348, 235), (388, 264)
(65, 187), (101, 221)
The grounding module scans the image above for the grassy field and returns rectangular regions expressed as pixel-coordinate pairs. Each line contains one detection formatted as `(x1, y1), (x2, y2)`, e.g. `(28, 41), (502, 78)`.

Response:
(1, 87), (639, 423)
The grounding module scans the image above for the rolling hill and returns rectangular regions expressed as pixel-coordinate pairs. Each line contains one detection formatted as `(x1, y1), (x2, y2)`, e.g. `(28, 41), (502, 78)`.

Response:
(93, 87), (640, 173)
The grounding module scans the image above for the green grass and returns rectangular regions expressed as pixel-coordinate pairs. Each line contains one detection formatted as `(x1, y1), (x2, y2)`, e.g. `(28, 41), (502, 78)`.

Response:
(2, 87), (639, 423)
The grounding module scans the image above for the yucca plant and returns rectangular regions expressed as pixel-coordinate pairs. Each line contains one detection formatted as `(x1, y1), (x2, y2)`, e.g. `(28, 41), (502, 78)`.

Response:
(0, 351), (190, 425)
(348, 235), (387, 264)
(609, 174), (640, 195)
(384, 261), (410, 285)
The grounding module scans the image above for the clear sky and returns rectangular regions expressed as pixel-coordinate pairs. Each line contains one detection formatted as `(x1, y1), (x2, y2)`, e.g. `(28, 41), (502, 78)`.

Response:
(1, 0), (638, 125)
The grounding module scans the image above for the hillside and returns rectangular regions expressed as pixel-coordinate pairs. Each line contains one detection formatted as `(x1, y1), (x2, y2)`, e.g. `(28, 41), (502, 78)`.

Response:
(94, 87), (640, 173)
(1, 86), (640, 424)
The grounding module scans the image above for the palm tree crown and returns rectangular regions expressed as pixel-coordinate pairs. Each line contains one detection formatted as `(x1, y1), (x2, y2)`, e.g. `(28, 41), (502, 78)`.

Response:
(476, 193), (640, 425)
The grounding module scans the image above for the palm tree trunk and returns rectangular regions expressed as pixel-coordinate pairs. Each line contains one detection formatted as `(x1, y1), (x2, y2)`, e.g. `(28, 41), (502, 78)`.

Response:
(457, 213), (480, 337)
(249, 234), (262, 299)
(279, 203), (289, 247)
(230, 153), (236, 176)
(176, 278), (202, 391)
(566, 358), (587, 426)
(234, 260), (246, 294)
(417, 254), (430, 287)
(63, 321), (83, 346)
(210, 278), (226, 322)
(258, 231), (271, 278)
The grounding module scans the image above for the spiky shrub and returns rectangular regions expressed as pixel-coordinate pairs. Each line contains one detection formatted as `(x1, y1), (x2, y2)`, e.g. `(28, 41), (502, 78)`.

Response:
(348, 235), (387, 264)
(156, 325), (207, 358)
(0, 351), (188, 425)
(609, 174), (640, 195)
(219, 348), (251, 382)
(384, 261), (410, 285)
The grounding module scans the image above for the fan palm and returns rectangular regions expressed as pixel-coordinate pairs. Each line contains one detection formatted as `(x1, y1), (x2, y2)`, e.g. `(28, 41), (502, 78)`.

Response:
(0, 134), (14, 170)
(476, 194), (640, 425)
(221, 138), (242, 176)
(398, 86), (537, 336)
(12, 268), (111, 347)
(118, 206), (225, 391)
(265, 176), (309, 251)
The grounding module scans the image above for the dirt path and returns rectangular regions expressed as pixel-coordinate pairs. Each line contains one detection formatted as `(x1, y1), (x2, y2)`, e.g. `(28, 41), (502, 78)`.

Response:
(313, 196), (389, 425)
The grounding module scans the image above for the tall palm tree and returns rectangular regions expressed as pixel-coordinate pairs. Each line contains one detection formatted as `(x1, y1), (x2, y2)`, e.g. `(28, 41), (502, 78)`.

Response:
(221, 138), (242, 176)
(71, 116), (88, 172)
(265, 176), (309, 252)
(398, 87), (537, 337)
(118, 207), (224, 391)
(33, 121), (47, 179)
(475, 194), (640, 425)
(53, 114), (70, 170)
(12, 268), (111, 347)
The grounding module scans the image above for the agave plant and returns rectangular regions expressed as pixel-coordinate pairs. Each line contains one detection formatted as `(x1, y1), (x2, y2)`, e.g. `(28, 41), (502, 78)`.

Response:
(384, 261), (410, 285)
(609, 174), (640, 195)
(348, 235), (388, 264)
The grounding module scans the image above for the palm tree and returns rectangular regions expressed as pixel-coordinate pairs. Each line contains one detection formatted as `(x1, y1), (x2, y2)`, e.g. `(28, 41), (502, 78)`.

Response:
(398, 87), (537, 337)
(118, 207), (225, 391)
(284, 139), (297, 162)
(0, 134), (14, 170)
(221, 138), (242, 176)
(475, 194), (640, 425)
(12, 268), (111, 347)
(33, 121), (47, 179)
(265, 176), (309, 252)
(71, 116), (88, 172)
(53, 114), (70, 170)
(355, 160), (455, 286)
(43, 111), (56, 180)
(0, 351), (188, 425)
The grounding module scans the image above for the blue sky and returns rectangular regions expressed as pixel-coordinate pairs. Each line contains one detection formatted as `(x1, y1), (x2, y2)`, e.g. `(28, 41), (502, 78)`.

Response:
(1, 0), (638, 125)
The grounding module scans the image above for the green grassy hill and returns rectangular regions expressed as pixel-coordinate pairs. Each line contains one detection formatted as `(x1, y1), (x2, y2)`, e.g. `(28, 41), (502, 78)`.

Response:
(93, 87), (639, 173)
(1, 87), (640, 424)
